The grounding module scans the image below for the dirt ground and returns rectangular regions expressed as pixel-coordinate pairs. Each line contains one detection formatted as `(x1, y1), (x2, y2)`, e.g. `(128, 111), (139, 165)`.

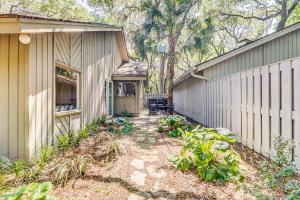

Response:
(53, 113), (274, 200)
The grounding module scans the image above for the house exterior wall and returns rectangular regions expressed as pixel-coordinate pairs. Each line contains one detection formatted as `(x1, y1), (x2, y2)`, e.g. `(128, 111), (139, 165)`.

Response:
(203, 29), (300, 80)
(0, 31), (123, 160)
(0, 34), (29, 160)
(82, 31), (122, 123)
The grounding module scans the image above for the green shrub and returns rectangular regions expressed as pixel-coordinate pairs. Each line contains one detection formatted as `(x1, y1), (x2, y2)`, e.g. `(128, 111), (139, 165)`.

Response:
(97, 114), (107, 126)
(259, 136), (299, 198)
(0, 182), (56, 200)
(170, 127), (244, 183)
(159, 115), (186, 137)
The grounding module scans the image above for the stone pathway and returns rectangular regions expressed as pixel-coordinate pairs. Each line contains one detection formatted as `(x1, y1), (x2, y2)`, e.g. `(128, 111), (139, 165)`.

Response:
(126, 114), (170, 200)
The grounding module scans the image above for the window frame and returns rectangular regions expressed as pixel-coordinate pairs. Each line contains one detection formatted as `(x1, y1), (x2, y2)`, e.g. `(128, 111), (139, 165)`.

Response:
(55, 62), (82, 116)
(115, 81), (137, 97)
(105, 79), (113, 117)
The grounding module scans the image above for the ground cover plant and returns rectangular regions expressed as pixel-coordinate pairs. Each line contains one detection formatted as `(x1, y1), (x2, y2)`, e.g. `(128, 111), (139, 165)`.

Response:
(158, 115), (189, 137)
(170, 126), (244, 183)
(0, 114), (126, 199)
(245, 136), (300, 199)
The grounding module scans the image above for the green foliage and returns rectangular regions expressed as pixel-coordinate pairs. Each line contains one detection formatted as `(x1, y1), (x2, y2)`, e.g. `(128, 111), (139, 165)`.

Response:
(114, 117), (134, 134)
(120, 111), (130, 117)
(96, 114), (107, 126)
(258, 136), (299, 199)
(0, 182), (55, 200)
(38, 146), (55, 170)
(159, 115), (186, 137)
(170, 127), (244, 183)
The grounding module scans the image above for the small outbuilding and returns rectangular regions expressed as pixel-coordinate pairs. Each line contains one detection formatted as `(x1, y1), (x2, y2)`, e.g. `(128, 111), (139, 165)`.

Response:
(0, 14), (147, 160)
(112, 61), (147, 116)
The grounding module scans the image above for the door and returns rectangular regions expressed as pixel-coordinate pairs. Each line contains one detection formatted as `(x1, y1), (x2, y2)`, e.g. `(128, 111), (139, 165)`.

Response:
(115, 81), (138, 114)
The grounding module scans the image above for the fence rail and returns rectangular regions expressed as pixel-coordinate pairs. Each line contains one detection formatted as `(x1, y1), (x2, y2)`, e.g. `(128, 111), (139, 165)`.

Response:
(174, 57), (300, 168)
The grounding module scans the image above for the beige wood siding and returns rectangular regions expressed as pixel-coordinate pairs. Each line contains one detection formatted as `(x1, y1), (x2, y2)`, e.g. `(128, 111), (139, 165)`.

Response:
(28, 33), (54, 159)
(0, 34), (29, 159)
(82, 32), (122, 123)
(53, 33), (82, 139)
(203, 29), (300, 80)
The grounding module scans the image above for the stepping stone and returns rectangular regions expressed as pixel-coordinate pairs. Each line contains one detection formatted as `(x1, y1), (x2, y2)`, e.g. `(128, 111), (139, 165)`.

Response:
(130, 159), (144, 170)
(140, 155), (158, 162)
(148, 137), (156, 144)
(147, 165), (167, 179)
(136, 136), (146, 142)
(128, 193), (145, 200)
(130, 171), (146, 186)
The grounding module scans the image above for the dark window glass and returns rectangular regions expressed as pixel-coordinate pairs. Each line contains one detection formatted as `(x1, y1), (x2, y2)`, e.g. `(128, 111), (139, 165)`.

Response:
(55, 66), (79, 112)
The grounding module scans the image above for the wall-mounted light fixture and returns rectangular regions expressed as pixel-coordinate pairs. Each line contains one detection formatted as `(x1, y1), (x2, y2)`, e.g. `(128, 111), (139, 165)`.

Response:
(19, 33), (31, 44)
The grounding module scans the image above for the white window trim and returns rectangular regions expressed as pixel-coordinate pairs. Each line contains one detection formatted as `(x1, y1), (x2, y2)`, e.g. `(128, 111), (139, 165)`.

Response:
(105, 79), (114, 117)
(55, 62), (82, 116)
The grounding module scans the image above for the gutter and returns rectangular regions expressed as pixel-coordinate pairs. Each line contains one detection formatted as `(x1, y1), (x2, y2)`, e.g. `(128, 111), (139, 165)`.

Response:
(191, 67), (208, 80)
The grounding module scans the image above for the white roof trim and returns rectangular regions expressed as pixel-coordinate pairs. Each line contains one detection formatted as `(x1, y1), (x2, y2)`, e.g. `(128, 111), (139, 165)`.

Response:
(0, 17), (123, 33)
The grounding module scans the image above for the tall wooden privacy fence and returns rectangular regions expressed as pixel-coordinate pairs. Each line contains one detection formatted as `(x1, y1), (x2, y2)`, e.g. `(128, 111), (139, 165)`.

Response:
(174, 57), (300, 167)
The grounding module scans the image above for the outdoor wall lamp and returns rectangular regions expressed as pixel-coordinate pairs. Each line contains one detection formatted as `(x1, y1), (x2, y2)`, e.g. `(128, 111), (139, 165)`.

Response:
(19, 33), (31, 44)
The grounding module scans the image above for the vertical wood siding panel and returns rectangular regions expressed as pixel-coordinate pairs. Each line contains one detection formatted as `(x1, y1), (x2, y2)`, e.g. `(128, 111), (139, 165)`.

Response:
(28, 34), (37, 159)
(47, 33), (53, 146)
(36, 34), (43, 154)
(226, 77), (231, 129)
(18, 42), (26, 158)
(9, 35), (19, 158)
(42, 33), (48, 147)
(222, 77), (227, 127)
(281, 61), (293, 141)
(0, 35), (9, 157)
(261, 66), (270, 156)
(270, 63), (280, 154)
(253, 68), (262, 153)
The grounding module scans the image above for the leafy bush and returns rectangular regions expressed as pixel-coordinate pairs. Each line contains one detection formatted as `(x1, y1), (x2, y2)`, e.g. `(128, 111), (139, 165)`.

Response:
(0, 182), (55, 200)
(114, 117), (134, 134)
(120, 111), (130, 117)
(170, 127), (244, 183)
(159, 115), (186, 137)
(259, 136), (299, 198)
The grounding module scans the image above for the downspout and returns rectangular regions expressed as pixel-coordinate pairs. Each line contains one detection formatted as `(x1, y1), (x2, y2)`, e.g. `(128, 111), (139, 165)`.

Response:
(191, 67), (208, 81)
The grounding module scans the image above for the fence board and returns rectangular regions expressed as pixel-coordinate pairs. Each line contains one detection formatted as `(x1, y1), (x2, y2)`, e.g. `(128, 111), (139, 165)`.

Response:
(241, 72), (247, 145)
(261, 66), (270, 156)
(281, 61), (293, 141)
(253, 68), (262, 153)
(293, 58), (300, 166)
(247, 71), (254, 149)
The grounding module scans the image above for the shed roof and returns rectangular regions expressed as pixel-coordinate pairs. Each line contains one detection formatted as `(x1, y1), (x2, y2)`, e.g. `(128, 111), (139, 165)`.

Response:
(174, 21), (300, 86)
(112, 61), (147, 80)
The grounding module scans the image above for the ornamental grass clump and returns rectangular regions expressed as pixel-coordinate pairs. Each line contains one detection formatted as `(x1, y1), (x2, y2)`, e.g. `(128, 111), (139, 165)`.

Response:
(170, 126), (244, 183)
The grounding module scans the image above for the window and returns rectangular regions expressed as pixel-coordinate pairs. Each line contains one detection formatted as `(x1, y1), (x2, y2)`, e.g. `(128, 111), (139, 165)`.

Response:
(55, 65), (80, 112)
(115, 82), (136, 97)
(105, 80), (113, 116)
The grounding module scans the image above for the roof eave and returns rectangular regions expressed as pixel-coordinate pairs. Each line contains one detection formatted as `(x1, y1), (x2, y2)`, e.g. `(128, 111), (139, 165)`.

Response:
(0, 17), (123, 33)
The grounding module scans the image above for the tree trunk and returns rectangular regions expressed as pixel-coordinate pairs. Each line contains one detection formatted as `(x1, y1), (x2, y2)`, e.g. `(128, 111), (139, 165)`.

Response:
(159, 54), (166, 94)
(166, 37), (177, 107)
(276, 1), (288, 31)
